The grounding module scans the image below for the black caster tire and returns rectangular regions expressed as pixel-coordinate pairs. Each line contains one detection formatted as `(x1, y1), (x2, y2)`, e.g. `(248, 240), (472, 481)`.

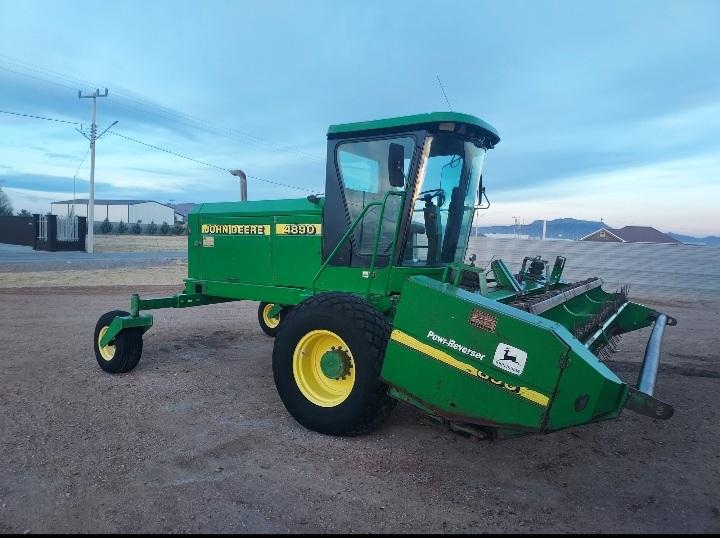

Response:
(94, 310), (143, 374)
(258, 302), (285, 337)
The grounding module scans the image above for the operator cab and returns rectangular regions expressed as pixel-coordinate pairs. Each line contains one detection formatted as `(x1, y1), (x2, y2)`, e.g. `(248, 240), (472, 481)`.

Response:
(322, 112), (500, 269)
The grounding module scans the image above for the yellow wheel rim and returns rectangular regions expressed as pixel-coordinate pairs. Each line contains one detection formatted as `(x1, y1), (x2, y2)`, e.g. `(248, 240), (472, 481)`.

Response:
(293, 330), (356, 407)
(262, 304), (280, 329)
(97, 326), (116, 361)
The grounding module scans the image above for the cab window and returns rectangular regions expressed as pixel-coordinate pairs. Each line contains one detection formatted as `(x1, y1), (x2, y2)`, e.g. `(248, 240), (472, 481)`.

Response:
(336, 137), (415, 257)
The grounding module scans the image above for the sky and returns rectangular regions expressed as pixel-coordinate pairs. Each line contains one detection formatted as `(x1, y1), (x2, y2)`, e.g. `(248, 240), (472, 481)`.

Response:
(0, 0), (719, 236)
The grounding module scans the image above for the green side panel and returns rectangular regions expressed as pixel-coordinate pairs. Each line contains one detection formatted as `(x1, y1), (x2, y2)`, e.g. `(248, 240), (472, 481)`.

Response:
(313, 265), (393, 297)
(187, 210), (200, 280)
(201, 281), (309, 305)
(381, 276), (628, 432)
(271, 214), (323, 287)
(546, 327), (626, 430)
(614, 301), (655, 333)
(189, 199), (325, 295)
(197, 215), (272, 285)
(328, 111), (500, 143)
(382, 276), (567, 431)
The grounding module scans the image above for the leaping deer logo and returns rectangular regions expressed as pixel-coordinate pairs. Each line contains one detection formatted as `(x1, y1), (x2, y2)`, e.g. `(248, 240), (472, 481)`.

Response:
(501, 347), (518, 363)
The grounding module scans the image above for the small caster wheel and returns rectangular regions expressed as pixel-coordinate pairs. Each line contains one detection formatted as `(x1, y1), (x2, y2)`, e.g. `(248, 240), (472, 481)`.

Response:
(94, 310), (143, 374)
(258, 302), (284, 337)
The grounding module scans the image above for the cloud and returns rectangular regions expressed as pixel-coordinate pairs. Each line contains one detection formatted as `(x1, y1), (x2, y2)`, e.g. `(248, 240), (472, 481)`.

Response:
(484, 153), (720, 236)
(0, 67), (199, 139)
(0, 172), (114, 194)
(2, 186), (73, 214)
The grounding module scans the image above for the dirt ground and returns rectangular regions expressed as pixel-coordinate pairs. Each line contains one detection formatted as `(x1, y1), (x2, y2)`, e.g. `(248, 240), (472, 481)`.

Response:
(0, 261), (186, 288)
(94, 235), (186, 253)
(0, 286), (718, 533)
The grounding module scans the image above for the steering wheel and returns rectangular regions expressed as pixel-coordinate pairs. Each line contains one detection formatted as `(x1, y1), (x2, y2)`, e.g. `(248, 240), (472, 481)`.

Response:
(419, 188), (446, 207)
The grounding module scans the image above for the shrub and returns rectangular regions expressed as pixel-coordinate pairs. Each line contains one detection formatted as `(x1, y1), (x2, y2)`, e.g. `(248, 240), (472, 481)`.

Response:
(160, 221), (170, 235)
(148, 220), (157, 235)
(100, 217), (113, 234)
(117, 220), (127, 234)
(173, 223), (185, 235)
(132, 220), (142, 234)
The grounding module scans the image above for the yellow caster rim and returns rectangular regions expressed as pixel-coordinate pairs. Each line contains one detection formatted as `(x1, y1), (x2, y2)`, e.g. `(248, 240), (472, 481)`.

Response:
(262, 304), (281, 329)
(97, 326), (116, 361)
(292, 330), (356, 407)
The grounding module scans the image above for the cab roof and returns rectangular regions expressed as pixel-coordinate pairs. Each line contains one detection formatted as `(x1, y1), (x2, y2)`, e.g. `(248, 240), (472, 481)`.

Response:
(327, 112), (500, 146)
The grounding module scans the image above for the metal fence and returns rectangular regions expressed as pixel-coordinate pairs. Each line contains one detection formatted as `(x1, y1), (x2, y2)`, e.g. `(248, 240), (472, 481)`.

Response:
(37, 215), (48, 241)
(466, 237), (720, 302)
(56, 216), (79, 242)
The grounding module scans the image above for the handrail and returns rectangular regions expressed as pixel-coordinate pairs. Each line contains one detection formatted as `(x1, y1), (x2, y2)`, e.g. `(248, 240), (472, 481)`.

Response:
(311, 201), (382, 292)
(367, 190), (406, 297)
(311, 189), (406, 296)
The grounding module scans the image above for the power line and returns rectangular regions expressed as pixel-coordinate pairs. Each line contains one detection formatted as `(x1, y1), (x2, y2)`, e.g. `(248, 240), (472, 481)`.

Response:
(0, 54), (93, 91)
(0, 106), (319, 193)
(0, 108), (80, 125)
(106, 94), (325, 164)
(0, 54), (324, 164)
(107, 130), (228, 172)
(73, 146), (91, 178)
(107, 130), (317, 193)
(71, 146), (91, 210)
(436, 75), (453, 112)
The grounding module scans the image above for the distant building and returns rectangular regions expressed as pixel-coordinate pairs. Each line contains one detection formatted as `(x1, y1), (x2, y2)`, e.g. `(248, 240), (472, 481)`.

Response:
(169, 202), (197, 220)
(50, 199), (184, 224)
(483, 233), (532, 240)
(580, 226), (681, 244)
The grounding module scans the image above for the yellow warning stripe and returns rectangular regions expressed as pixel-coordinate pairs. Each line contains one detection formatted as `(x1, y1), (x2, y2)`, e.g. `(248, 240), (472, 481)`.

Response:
(518, 387), (550, 407)
(390, 329), (550, 407)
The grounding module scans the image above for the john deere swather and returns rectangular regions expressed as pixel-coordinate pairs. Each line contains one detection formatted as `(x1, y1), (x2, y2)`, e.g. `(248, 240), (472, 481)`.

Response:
(94, 112), (676, 439)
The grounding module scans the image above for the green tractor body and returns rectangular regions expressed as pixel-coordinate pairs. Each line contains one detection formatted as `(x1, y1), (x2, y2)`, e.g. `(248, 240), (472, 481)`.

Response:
(95, 112), (675, 439)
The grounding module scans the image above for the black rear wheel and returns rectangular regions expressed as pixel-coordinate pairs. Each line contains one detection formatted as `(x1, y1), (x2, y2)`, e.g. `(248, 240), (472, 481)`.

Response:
(93, 310), (143, 374)
(258, 302), (285, 337)
(272, 292), (396, 436)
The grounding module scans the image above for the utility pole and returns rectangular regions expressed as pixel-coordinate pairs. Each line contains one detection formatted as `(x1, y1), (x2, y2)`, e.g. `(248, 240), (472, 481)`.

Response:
(512, 216), (521, 239)
(78, 88), (109, 253)
(230, 169), (248, 201)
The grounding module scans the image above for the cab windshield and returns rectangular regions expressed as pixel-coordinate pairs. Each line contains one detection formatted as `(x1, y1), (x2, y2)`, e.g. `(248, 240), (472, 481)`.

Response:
(403, 135), (485, 266)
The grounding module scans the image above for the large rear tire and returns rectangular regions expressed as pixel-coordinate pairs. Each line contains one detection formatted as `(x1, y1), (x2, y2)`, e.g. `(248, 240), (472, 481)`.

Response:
(272, 292), (396, 436)
(93, 310), (143, 374)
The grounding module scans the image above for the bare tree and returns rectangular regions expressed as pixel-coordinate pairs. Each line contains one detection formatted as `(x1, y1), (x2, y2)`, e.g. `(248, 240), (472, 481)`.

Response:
(0, 187), (13, 216)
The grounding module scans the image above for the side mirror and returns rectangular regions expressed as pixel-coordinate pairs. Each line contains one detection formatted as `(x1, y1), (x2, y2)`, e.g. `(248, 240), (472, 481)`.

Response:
(388, 143), (405, 187)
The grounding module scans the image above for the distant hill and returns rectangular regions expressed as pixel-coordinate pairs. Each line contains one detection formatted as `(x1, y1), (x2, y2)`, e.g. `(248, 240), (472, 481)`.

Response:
(475, 218), (603, 241)
(474, 218), (720, 246)
(667, 232), (720, 247)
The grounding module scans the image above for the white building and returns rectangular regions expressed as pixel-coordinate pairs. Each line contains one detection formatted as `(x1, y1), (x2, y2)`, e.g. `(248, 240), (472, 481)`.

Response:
(50, 199), (184, 224)
(483, 233), (532, 240)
